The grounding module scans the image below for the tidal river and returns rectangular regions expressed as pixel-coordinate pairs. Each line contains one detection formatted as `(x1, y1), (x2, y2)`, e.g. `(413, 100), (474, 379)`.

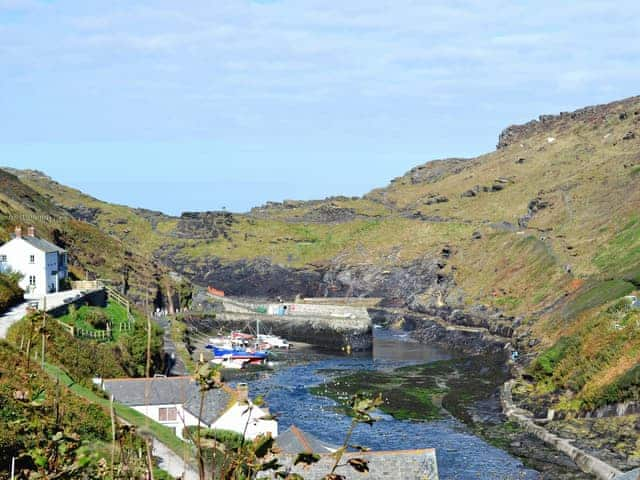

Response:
(236, 329), (539, 480)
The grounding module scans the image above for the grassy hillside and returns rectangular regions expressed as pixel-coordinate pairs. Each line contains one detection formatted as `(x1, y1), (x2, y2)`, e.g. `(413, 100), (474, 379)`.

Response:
(4, 95), (640, 411)
(0, 168), (166, 303)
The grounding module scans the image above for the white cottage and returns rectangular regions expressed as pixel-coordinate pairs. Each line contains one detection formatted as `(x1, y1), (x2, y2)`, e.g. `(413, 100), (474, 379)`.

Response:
(101, 377), (278, 441)
(0, 226), (68, 299)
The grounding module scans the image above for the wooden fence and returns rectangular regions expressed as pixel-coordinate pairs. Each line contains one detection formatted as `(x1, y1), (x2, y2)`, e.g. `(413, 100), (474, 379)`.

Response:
(69, 282), (136, 341)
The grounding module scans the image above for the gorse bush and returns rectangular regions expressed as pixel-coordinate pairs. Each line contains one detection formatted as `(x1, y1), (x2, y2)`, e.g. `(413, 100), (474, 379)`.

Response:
(0, 272), (23, 313)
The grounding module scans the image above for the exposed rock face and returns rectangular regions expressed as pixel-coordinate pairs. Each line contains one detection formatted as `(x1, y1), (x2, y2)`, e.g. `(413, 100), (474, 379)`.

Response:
(300, 204), (358, 223)
(518, 197), (550, 228)
(323, 257), (453, 308)
(422, 194), (449, 205)
(164, 256), (323, 298)
(409, 314), (507, 354)
(174, 211), (234, 239)
(496, 95), (640, 149)
(411, 304), (516, 338)
(66, 205), (101, 224)
(164, 254), (453, 309)
(402, 158), (477, 184)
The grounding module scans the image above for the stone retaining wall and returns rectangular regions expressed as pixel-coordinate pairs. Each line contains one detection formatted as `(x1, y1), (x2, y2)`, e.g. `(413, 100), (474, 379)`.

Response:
(215, 310), (372, 351)
(501, 379), (639, 480)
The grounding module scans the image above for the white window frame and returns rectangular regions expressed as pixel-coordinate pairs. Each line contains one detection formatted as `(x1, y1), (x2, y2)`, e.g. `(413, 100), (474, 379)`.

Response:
(0, 255), (6, 262)
(158, 407), (178, 422)
(29, 254), (35, 264)
(28, 275), (36, 287)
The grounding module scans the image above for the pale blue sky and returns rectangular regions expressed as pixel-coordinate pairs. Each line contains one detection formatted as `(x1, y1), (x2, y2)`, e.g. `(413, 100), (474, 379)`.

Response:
(1, 0), (639, 214)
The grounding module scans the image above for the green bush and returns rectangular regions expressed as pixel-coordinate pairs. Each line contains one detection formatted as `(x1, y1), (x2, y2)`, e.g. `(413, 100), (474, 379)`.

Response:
(86, 310), (110, 330)
(0, 272), (23, 313)
(586, 365), (640, 409)
(183, 427), (244, 451)
(6, 313), (164, 381)
(531, 336), (580, 379)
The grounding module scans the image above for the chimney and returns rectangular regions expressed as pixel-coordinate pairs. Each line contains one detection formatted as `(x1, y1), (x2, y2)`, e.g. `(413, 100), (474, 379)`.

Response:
(27, 226), (36, 237)
(14, 226), (22, 238)
(237, 383), (249, 402)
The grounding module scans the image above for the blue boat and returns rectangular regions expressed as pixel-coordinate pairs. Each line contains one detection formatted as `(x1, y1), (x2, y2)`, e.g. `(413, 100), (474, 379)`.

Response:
(206, 345), (269, 365)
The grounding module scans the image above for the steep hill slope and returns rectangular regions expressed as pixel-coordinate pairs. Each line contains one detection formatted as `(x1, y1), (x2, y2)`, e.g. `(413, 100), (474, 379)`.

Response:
(4, 95), (640, 414)
(9, 96), (640, 308)
(0, 169), (165, 303)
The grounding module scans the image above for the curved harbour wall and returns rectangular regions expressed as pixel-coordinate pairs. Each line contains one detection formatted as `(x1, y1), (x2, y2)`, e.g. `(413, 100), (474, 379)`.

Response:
(207, 297), (373, 351)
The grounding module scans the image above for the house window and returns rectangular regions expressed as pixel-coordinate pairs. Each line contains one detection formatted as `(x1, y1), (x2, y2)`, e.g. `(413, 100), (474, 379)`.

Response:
(29, 254), (35, 264)
(158, 407), (177, 422)
(0, 255), (6, 262)
(29, 275), (36, 287)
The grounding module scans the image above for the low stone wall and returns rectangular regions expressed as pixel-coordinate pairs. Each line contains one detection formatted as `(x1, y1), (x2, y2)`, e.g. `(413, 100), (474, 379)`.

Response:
(501, 379), (633, 480)
(299, 297), (383, 308)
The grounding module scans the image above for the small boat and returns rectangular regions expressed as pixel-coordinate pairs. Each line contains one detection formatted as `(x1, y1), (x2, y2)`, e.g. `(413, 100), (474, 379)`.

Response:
(210, 346), (269, 365)
(211, 354), (247, 369)
(258, 334), (290, 349)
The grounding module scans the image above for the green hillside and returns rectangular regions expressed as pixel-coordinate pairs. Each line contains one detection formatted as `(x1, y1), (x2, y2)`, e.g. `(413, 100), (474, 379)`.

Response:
(2, 95), (640, 413)
(0, 168), (166, 304)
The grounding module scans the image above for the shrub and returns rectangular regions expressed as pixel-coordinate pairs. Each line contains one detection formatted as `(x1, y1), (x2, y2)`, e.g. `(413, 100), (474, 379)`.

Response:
(0, 272), (23, 313)
(531, 336), (580, 379)
(85, 310), (110, 330)
(183, 427), (244, 451)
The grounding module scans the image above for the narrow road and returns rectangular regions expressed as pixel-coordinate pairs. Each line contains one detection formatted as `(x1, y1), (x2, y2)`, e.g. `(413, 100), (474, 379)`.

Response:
(152, 314), (187, 376)
(0, 289), (90, 339)
(152, 439), (199, 480)
(0, 300), (29, 339)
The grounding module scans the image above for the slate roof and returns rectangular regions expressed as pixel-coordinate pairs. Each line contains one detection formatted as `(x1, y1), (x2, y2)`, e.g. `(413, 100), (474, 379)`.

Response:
(276, 425), (337, 454)
(265, 449), (439, 480)
(13, 235), (66, 254)
(184, 386), (235, 425)
(102, 377), (235, 425)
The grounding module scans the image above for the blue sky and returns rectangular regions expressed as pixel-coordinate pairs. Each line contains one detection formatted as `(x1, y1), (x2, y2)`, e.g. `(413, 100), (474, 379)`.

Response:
(1, 0), (639, 215)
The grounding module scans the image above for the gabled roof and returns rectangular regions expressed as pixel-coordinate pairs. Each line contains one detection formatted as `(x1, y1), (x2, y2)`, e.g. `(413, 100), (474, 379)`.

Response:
(272, 449), (439, 480)
(184, 384), (235, 425)
(276, 425), (337, 454)
(102, 376), (235, 425)
(8, 235), (66, 254)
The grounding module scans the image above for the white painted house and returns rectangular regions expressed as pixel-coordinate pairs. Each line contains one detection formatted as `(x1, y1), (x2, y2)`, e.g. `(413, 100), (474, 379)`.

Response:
(101, 377), (278, 441)
(0, 226), (68, 299)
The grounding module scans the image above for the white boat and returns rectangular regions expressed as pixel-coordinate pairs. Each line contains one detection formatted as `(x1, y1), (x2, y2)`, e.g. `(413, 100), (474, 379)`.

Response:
(211, 354), (247, 369)
(258, 334), (290, 349)
(208, 336), (233, 348)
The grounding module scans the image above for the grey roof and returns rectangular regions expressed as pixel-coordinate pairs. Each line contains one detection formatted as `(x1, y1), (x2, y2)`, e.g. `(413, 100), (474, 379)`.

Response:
(103, 377), (234, 425)
(184, 386), (234, 425)
(15, 235), (66, 254)
(276, 425), (337, 454)
(265, 449), (439, 480)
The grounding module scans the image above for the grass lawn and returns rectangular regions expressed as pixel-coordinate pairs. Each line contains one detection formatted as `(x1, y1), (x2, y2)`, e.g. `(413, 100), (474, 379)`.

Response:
(57, 300), (134, 341)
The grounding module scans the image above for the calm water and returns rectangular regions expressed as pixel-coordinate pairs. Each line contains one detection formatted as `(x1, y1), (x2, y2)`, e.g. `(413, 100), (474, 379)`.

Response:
(239, 330), (539, 480)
